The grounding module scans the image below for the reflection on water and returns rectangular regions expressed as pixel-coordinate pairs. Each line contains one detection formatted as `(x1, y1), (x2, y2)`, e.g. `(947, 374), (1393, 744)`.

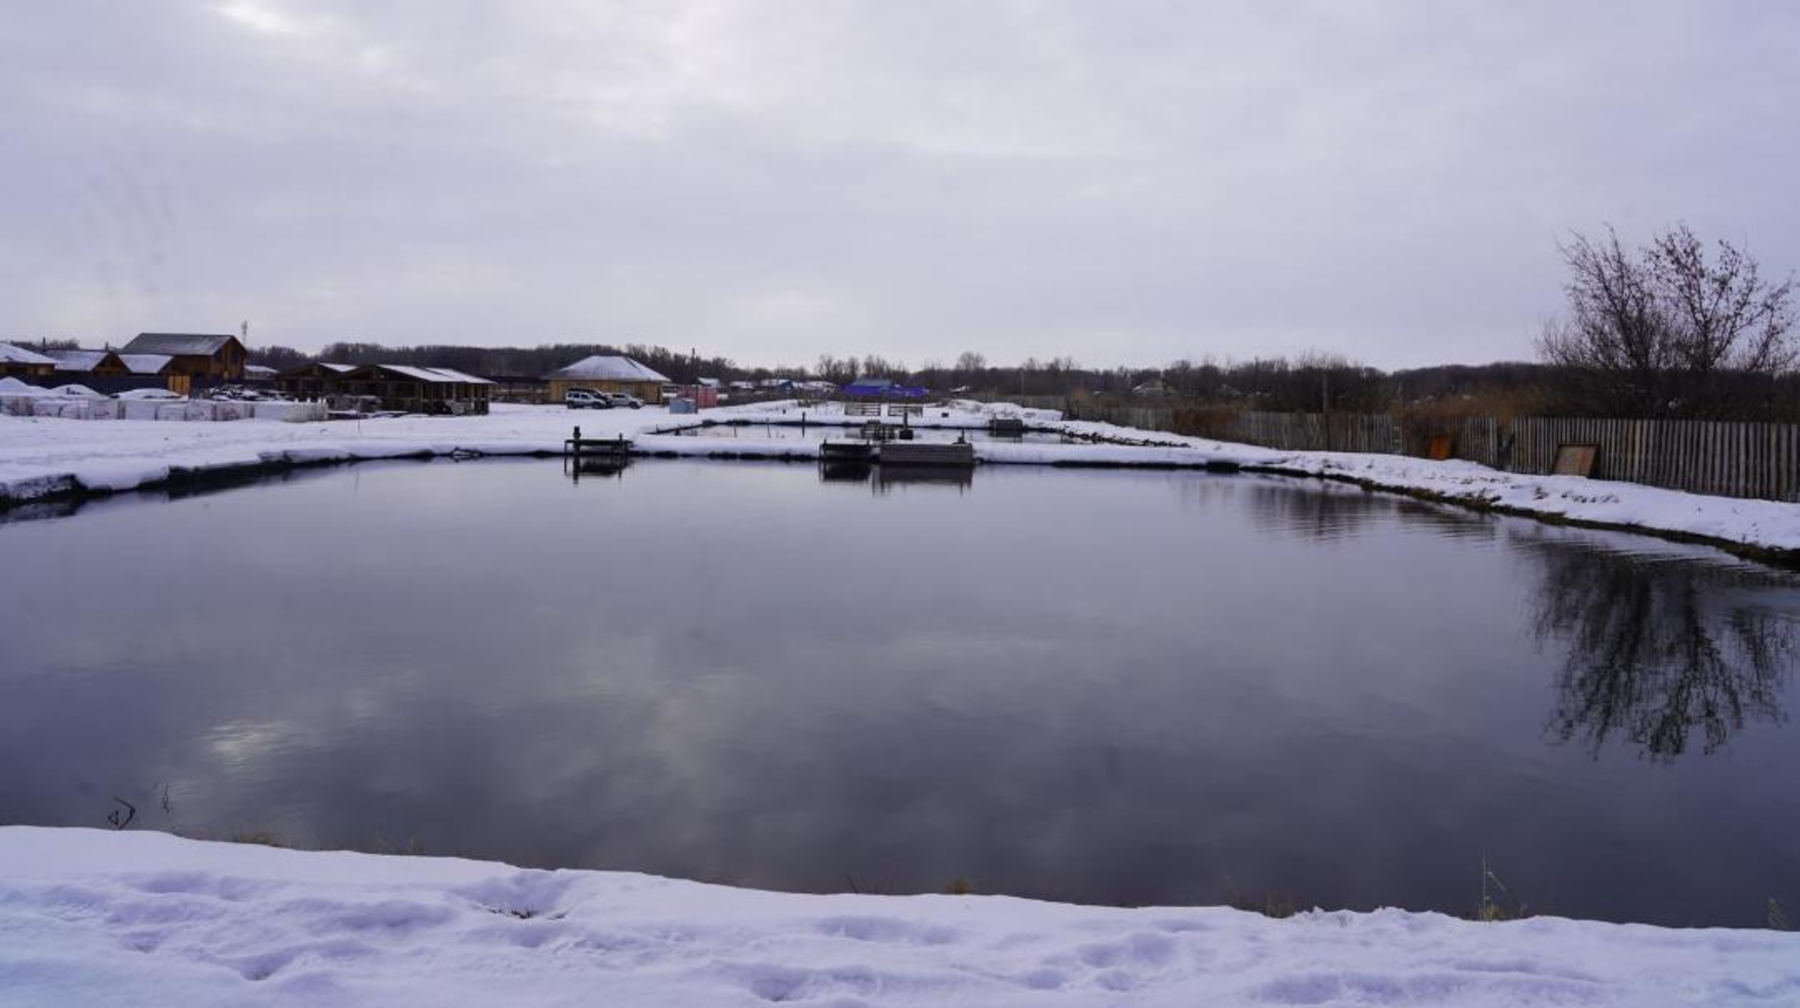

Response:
(1526, 538), (1798, 760)
(3, 459), (1799, 926)
(565, 455), (632, 481)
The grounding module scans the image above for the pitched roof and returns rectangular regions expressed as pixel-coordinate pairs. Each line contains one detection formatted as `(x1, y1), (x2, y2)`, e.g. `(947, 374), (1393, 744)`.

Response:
(47, 350), (117, 372)
(353, 364), (494, 385)
(545, 355), (671, 383)
(120, 333), (240, 356)
(120, 353), (174, 374)
(0, 343), (55, 365)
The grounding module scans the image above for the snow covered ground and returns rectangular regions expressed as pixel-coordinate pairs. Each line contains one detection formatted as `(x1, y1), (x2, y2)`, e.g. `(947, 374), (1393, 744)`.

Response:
(2, 827), (1796, 1008)
(2, 400), (1797, 559)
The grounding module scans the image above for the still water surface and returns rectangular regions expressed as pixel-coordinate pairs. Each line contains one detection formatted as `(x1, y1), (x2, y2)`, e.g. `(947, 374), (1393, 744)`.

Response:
(2, 458), (1797, 925)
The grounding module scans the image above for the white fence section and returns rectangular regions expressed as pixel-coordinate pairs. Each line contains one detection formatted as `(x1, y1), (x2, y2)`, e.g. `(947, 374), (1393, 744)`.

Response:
(0, 396), (327, 423)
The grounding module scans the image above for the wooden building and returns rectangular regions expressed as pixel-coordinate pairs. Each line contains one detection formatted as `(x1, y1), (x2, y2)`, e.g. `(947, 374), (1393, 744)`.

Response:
(0, 343), (55, 379)
(47, 349), (131, 377)
(291, 363), (493, 414)
(118, 333), (248, 381)
(544, 356), (671, 404)
(119, 353), (193, 395)
(276, 362), (359, 399)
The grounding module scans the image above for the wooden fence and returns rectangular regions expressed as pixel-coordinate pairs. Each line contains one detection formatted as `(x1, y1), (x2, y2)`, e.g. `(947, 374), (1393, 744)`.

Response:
(1459, 416), (1800, 503)
(1061, 400), (1800, 503)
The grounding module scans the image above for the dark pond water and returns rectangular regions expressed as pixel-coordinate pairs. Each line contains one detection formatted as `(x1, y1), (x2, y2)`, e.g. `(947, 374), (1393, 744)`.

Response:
(658, 421), (1072, 444)
(2, 458), (1798, 926)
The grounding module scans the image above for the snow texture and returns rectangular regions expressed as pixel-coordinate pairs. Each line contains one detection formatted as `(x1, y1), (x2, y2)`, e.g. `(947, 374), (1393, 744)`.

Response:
(1, 827), (1796, 1007)
(1, 400), (1797, 557)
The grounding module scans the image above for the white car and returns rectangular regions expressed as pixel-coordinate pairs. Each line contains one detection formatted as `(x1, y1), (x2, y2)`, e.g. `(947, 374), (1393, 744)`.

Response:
(605, 392), (644, 409)
(116, 388), (185, 401)
(564, 389), (613, 409)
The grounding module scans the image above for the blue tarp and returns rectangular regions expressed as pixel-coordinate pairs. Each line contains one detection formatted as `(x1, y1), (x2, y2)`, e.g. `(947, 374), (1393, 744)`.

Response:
(844, 383), (928, 398)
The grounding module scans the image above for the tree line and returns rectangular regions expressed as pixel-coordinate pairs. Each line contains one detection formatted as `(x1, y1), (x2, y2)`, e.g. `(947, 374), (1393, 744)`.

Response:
(240, 222), (1795, 422)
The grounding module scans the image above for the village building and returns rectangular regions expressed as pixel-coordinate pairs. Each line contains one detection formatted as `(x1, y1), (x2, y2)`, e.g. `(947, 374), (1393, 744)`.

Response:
(544, 356), (671, 404)
(47, 349), (131, 377)
(0, 343), (55, 379)
(117, 333), (248, 381)
(330, 364), (493, 414)
(275, 362), (359, 400)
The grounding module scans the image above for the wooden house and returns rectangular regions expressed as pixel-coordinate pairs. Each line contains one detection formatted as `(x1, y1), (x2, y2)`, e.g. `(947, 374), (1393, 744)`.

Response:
(0, 343), (55, 379)
(544, 356), (671, 404)
(47, 349), (131, 377)
(118, 333), (248, 381)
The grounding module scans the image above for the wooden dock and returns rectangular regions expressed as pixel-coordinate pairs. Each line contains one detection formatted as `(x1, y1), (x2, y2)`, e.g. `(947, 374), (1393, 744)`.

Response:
(820, 440), (876, 462)
(878, 441), (975, 466)
(564, 426), (632, 458)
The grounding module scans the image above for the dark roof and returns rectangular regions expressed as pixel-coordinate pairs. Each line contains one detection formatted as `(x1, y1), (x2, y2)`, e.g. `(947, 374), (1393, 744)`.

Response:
(121, 333), (241, 356)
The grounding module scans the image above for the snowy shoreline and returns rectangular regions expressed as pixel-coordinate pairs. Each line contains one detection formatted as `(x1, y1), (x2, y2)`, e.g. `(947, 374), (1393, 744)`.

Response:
(3, 826), (1796, 1007)
(2, 401), (1797, 565)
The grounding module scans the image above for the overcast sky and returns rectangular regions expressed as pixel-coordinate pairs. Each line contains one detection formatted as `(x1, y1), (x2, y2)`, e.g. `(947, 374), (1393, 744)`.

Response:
(2, 2), (1795, 369)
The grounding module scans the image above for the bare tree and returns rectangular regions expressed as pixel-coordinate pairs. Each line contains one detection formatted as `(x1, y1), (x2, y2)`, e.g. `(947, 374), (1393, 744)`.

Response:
(1539, 223), (1796, 417)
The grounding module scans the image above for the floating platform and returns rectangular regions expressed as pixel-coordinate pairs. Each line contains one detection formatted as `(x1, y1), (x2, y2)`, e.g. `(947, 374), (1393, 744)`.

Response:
(878, 442), (976, 467)
(987, 417), (1028, 436)
(821, 441), (876, 462)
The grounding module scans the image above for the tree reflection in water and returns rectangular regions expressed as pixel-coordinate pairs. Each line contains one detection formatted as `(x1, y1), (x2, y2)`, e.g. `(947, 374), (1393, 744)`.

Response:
(1528, 539), (1798, 760)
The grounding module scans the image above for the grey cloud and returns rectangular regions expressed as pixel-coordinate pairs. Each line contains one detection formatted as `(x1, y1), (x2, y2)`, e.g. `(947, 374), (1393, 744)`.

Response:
(1, 1), (1794, 367)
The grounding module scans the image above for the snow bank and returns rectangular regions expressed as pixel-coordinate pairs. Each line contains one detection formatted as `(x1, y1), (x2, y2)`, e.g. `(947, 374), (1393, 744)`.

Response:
(1, 827), (1793, 1008)
(1040, 417), (1800, 558)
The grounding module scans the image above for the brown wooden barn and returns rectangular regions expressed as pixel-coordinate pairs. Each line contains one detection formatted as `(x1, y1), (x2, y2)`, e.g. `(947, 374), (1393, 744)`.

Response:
(118, 333), (248, 381)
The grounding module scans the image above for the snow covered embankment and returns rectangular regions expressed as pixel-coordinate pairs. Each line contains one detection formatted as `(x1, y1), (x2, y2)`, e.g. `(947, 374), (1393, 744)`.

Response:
(1043, 417), (1800, 561)
(3, 401), (1797, 561)
(2, 828), (1796, 1008)
(0, 405), (700, 506)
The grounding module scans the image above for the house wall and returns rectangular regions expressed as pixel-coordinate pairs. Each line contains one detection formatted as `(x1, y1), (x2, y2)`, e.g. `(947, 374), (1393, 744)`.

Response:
(547, 378), (664, 403)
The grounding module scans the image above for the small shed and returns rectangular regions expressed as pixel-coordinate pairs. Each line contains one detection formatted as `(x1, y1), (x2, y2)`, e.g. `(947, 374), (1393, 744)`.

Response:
(0, 343), (55, 379)
(544, 356), (671, 404)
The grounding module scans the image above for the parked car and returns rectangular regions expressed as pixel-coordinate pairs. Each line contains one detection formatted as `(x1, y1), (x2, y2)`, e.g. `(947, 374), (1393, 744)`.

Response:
(115, 388), (185, 401)
(564, 389), (613, 409)
(606, 391), (644, 409)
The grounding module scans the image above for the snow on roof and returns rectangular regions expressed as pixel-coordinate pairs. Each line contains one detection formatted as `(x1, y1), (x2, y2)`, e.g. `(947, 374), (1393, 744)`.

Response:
(546, 355), (672, 383)
(244, 365), (277, 377)
(119, 354), (173, 374)
(421, 366), (494, 385)
(374, 364), (494, 385)
(0, 342), (55, 365)
(322, 362), (357, 373)
(47, 350), (113, 372)
(120, 333), (239, 356)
